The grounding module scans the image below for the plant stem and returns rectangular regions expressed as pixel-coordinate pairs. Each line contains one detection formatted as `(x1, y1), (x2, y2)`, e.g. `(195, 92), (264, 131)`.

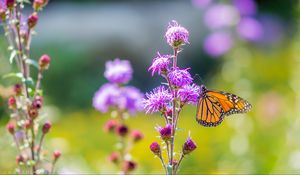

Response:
(174, 154), (184, 174)
(169, 48), (178, 174)
(36, 133), (45, 163)
(34, 68), (43, 96)
(159, 155), (168, 174)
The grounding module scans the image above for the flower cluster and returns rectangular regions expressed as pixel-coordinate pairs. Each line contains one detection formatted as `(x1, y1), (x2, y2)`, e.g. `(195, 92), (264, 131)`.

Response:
(144, 21), (197, 174)
(93, 58), (144, 174)
(1, 0), (60, 174)
(193, 0), (282, 57)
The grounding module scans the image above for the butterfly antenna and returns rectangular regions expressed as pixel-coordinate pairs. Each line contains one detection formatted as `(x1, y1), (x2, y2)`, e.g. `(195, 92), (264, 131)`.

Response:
(194, 74), (205, 85)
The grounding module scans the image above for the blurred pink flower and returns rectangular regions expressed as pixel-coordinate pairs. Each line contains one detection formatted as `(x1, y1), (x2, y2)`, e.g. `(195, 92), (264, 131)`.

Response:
(203, 31), (233, 57)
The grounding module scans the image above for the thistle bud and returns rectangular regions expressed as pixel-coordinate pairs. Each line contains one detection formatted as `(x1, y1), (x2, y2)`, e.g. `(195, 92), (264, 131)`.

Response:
(116, 124), (128, 137)
(39, 54), (51, 70)
(122, 160), (136, 173)
(33, 0), (44, 11)
(32, 96), (43, 109)
(103, 119), (117, 133)
(182, 137), (197, 155)
(28, 107), (38, 119)
(27, 13), (39, 29)
(6, 0), (15, 10)
(8, 96), (16, 109)
(16, 155), (24, 164)
(0, 7), (6, 21)
(24, 120), (33, 129)
(14, 84), (22, 96)
(108, 152), (119, 164)
(131, 130), (143, 142)
(42, 121), (52, 134)
(150, 142), (161, 155)
(6, 122), (15, 135)
(156, 124), (172, 142)
(53, 150), (61, 161)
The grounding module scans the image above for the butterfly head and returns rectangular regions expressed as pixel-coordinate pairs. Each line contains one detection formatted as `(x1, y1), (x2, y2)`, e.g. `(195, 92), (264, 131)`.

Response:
(199, 85), (207, 97)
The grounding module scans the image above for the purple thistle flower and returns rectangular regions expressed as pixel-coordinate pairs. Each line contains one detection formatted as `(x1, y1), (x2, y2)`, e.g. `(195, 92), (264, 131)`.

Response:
(165, 20), (189, 48)
(178, 84), (200, 105)
(92, 83), (120, 113)
(143, 86), (172, 114)
(104, 58), (133, 84)
(119, 86), (144, 114)
(148, 52), (172, 76)
(156, 124), (172, 141)
(233, 0), (257, 16)
(203, 31), (233, 57)
(204, 4), (239, 29)
(182, 137), (197, 155)
(168, 68), (193, 87)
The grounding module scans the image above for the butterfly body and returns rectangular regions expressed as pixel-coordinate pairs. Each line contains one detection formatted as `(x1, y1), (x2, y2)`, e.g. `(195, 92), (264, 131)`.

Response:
(196, 85), (252, 127)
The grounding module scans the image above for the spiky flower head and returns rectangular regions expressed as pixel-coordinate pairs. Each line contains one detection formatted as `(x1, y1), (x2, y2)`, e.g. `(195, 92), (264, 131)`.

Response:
(178, 84), (200, 105)
(148, 52), (172, 76)
(165, 20), (189, 48)
(182, 137), (197, 155)
(143, 86), (172, 114)
(156, 124), (172, 141)
(168, 68), (193, 88)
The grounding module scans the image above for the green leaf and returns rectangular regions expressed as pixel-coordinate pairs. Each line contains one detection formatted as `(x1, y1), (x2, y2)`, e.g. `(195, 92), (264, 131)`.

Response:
(9, 50), (17, 64)
(22, 77), (34, 87)
(2, 72), (23, 79)
(26, 59), (39, 69)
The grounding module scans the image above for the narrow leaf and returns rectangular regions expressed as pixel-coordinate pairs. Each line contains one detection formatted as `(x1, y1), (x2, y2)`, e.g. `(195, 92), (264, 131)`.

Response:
(26, 59), (39, 69)
(9, 50), (17, 64)
(2, 72), (23, 79)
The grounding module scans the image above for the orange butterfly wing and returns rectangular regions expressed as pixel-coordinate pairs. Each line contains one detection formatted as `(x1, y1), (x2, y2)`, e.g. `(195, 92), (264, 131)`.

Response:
(196, 88), (252, 127)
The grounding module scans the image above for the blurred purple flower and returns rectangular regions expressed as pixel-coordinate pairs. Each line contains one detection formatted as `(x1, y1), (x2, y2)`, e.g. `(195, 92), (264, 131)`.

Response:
(148, 52), (172, 76)
(165, 20), (189, 48)
(168, 68), (193, 87)
(143, 86), (172, 114)
(120, 86), (144, 114)
(204, 4), (239, 29)
(258, 15), (284, 44)
(233, 0), (257, 16)
(93, 83), (120, 113)
(237, 17), (263, 42)
(203, 31), (233, 57)
(104, 58), (133, 84)
(191, 0), (211, 9)
(178, 84), (200, 105)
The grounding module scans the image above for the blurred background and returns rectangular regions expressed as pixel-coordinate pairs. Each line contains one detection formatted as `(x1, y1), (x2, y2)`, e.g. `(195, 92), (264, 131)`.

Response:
(0, 0), (300, 173)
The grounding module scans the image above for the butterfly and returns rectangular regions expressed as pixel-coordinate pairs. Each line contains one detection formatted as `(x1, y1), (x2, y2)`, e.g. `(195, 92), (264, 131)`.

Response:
(196, 85), (252, 127)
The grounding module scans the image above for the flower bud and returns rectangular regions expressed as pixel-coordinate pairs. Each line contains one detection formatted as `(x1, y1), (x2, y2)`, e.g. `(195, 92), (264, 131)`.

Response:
(122, 160), (136, 173)
(24, 120), (33, 129)
(6, 0), (15, 10)
(16, 155), (24, 164)
(27, 13), (38, 29)
(6, 122), (15, 135)
(32, 96), (43, 109)
(28, 107), (39, 119)
(172, 159), (178, 166)
(150, 142), (161, 155)
(103, 119), (117, 133)
(42, 121), (52, 134)
(182, 137), (197, 155)
(33, 0), (44, 11)
(53, 150), (61, 161)
(8, 96), (16, 109)
(156, 124), (172, 142)
(0, 7), (6, 21)
(39, 54), (51, 70)
(116, 124), (128, 137)
(14, 84), (22, 96)
(131, 130), (143, 142)
(108, 152), (119, 164)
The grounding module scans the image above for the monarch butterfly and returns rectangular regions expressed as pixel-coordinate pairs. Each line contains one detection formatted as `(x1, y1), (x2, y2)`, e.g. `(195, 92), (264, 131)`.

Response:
(196, 85), (252, 127)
